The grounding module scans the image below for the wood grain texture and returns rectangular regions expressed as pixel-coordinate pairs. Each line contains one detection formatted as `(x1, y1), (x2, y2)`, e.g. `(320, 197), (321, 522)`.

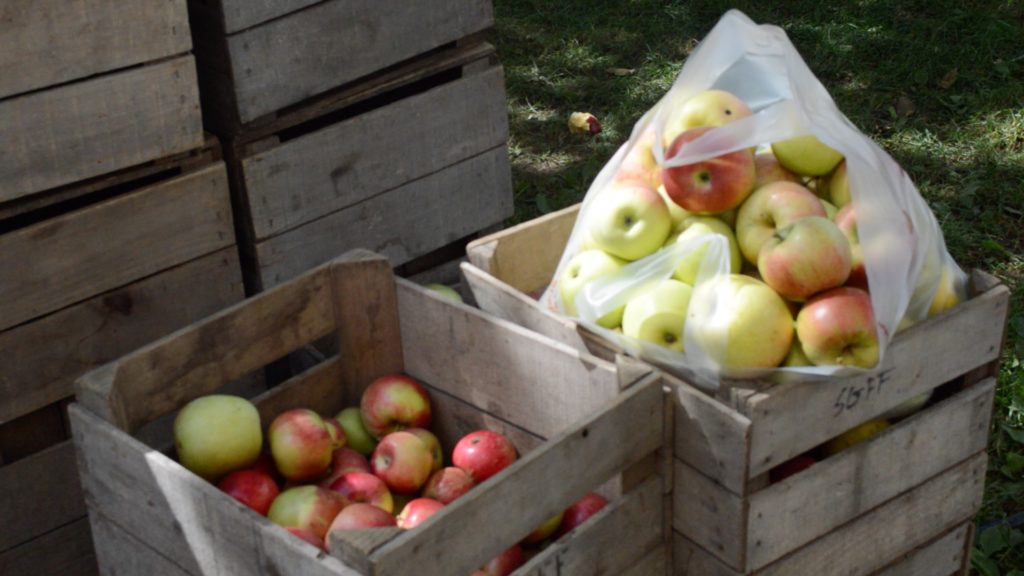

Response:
(872, 523), (969, 576)
(251, 356), (346, 426)
(0, 518), (96, 576)
(242, 65), (508, 240)
(90, 512), (193, 576)
(0, 442), (85, 552)
(619, 547), (669, 576)
(0, 163), (234, 332)
(673, 459), (747, 570)
(223, 0), (493, 122)
(424, 381), (545, 458)
(673, 531), (742, 576)
(0, 0), (191, 99)
(254, 146), (513, 289)
(209, 0), (320, 33)
(0, 55), (203, 199)
(0, 247), (243, 424)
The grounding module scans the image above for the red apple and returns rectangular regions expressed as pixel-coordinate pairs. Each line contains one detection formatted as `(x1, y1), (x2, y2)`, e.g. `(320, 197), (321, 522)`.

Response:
(396, 497), (445, 529)
(796, 287), (879, 368)
(522, 510), (565, 544)
(217, 469), (280, 516)
(405, 428), (443, 473)
(371, 431), (434, 493)
(769, 454), (817, 483)
(327, 471), (394, 513)
(285, 527), (326, 551)
(834, 204), (868, 290)
(326, 503), (396, 536)
(422, 467), (475, 505)
(758, 216), (853, 301)
(556, 492), (609, 537)
(477, 544), (525, 576)
(319, 447), (373, 488)
(360, 374), (432, 439)
(267, 486), (347, 541)
(735, 181), (826, 265)
(613, 127), (661, 190)
(453, 430), (518, 484)
(753, 151), (801, 189)
(250, 452), (282, 483)
(323, 417), (347, 450)
(660, 126), (756, 215)
(268, 409), (334, 482)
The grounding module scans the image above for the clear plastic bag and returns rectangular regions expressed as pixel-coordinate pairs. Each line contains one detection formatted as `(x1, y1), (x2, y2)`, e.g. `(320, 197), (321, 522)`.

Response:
(541, 9), (967, 389)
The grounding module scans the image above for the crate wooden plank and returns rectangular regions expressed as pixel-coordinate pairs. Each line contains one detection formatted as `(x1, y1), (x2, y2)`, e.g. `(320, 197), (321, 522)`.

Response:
(424, 381), (545, 458)
(0, 403), (65, 464)
(0, 517), (96, 576)
(872, 523), (970, 576)
(0, 163), (234, 332)
(222, 0), (493, 123)
(673, 459), (747, 569)
(254, 146), (513, 289)
(673, 532), (738, 576)
(620, 547), (668, 576)
(90, 512), (192, 576)
(243, 65), (508, 240)
(0, 55), (203, 200)
(744, 281), (1010, 479)
(0, 442), (84, 551)
(213, 0), (320, 33)
(0, 0), (191, 99)
(0, 247), (243, 424)
(252, 356), (346, 425)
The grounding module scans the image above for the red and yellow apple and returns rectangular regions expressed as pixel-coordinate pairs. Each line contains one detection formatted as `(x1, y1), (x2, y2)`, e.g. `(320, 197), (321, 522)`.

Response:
(661, 127), (757, 214)
(753, 150), (801, 188)
(475, 544), (525, 576)
(327, 471), (394, 513)
(795, 287), (879, 368)
(834, 205), (868, 290)
(406, 427), (443, 473)
(217, 469), (280, 516)
(267, 486), (347, 542)
(422, 467), (475, 505)
(174, 395), (262, 482)
(662, 89), (753, 146)
(396, 498), (445, 529)
(614, 127), (661, 190)
(452, 430), (518, 484)
(758, 216), (853, 301)
(325, 503), (396, 543)
(371, 431), (434, 494)
(522, 511), (565, 545)
(829, 160), (850, 208)
(323, 417), (347, 451)
(360, 374), (432, 439)
(556, 492), (609, 537)
(319, 446), (372, 488)
(735, 181), (826, 265)
(268, 409), (334, 483)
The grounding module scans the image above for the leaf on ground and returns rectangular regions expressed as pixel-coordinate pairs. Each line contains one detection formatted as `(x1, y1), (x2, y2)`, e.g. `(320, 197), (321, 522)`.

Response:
(938, 68), (959, 89)
(1000, 452), (1024, 477)
(606, 67), (636, 77)
(972, 550), (1000, 576)
(979, 525), (1007, 556)
(1003, 424), (1024, 445)
(895, 95), (916, 117)
(535, 193), (552, 214)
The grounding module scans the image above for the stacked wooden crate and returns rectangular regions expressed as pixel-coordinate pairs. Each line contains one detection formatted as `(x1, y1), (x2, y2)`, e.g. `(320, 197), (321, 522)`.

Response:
(461, 204), (1009, 575)
(0, 2), (248, 573)
(187, 0), (514, 293)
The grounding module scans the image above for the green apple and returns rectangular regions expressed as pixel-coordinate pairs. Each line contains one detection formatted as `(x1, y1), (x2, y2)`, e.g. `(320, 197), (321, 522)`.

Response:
(588, 183), (672, 261)
(829, 160), (850, 208)
(174, 395), (262, 481)
(928, 264), (962, 317)
(688, 274), (794, 370)
(771, 134), (844, 177)
(656, 184), (690, 227)
(622, 279), (693, 353)
(670, 216), (741, 285)
(735, 181), (826, 265)
(783, 338), (813, 367)
(662, 89), (752, 147)
(336, 406), (377, 456)
(424, 283), (462, 303)
(820, 199), (838, 220)
(558, 249), (628, 328)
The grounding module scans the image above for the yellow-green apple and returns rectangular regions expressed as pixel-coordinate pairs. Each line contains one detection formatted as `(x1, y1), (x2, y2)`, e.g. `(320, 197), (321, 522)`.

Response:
(670, 216), (742, 284)
(327, 471), (394, 513)
(614, 127), (661, 190)
(834, 205), (868, 290)
(360, 374), (432, 439)
(371, 431), (434, 493)
(326, 503), (396, 537)
(286, 527), (325, 551)
(475, 545), (525, 576)
(323, 417), (347, 450)
(829, 160), (850, 207)
(753, 151), (801, 189)
(217, 469), (280, 516)
(422, 466), (475, 505)
(783, 339), (813, 367)
(406, 427), (443, 473)
(452, 429), (518, 483)
(396, 498), (445, 529)
(425, 283), (463, 303)
(523, 511), (565, 544)
(822, 419), (889, 456)
(820, 199), (838, 220)
(735, 181), (827, 265)
(771, 134), (844, 177)
(558, 249), (627, 328)
(796, 287), (879, 368)
(656, 184), (691, 226)
(621, 279), (693, 353)
(717, 207), (737, 229)
(336, 406), (377, 456)
(688, 274), (794, 369)
(663, 89), (752, 146)
(882, 391), (933, 420)
(268, 409), (334, 483)
(555, 492), (608, 538)
(587, 183), (672, 261)
(758, 216), (853, 301)
(174, 395), (262, 481)
(769, 454), (817, 483)
(661, 127), (757, 214)
(928, 264), (961, 316)
(319, 446), (372, 488)
(267, 485), (347, 542)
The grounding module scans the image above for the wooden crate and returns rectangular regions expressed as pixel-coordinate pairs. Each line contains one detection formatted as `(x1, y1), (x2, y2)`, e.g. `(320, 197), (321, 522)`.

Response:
(220, 42), (513, 293)
(187, 0), (494, 131)
(0, 0), (203, 203)
(462, 203), (1010, 575)
(70, 250), (671, 575)
(0, 147), (250, 575)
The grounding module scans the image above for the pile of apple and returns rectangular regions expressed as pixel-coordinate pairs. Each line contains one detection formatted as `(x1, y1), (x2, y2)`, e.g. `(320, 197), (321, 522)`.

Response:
(173, 374), (608, 575)
(559, 89), (960, 372)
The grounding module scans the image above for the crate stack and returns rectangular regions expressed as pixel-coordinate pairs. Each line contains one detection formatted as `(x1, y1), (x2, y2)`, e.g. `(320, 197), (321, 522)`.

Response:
(187, 0), (514, 294)
(0, 2), (248, 573)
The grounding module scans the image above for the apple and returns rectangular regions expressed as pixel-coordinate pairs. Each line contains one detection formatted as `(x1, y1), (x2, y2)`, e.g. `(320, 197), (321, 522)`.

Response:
(217, 469), (280, 516)
(522, 511), (565, 544)
(371, 431), (434, 493)
(928, 264), (961, 316)
(587, 183), (671, 261)
(250, 452), (282, 483)
(327, 471), (394, 513)
(834, 205), (868, 290)
(614, 127), (661, 190)
(396, 498), (445, 529)
(336, 406), (377, 456)
(476, 544), (525, 576)
(656, 184), (691, 226)
(782, 339), (813, 367)
(319, 447), (372, 488)
(662, 89), (753, 146)
(267, 485), (347, 541)
(286, 527), (326, 551)
(687, 274), (794, 370)
(822, 419), (890, 456)
(758, 216), (853, 301)
(557, 249), (627, 328)
(326, 503), (396, 540)
(771, 134), (844, 176)
(556, 492), (609, 537)
(882, 391), (933, 420)
(173, 395), (262, 481)
(829, 160), (850, 207)
(820, 199), (838, 220)
(405, 428), (443, 473)
(268, 409), (334, 482)
(452, 430), (518, 484)
(796, 287), (879, 368)
(735, 181), (826, 265)
(753, 150), (802, 189)
(422, 466), (475, 505)
(661, 127), (757, 214)
(323, 417), (347, 451)
(769, 455), (817, 483)
(621, 279), (693, 353)
(360, 374), (432, 439)
(670, 215), (742, 284)
(425, 283), (463, 303)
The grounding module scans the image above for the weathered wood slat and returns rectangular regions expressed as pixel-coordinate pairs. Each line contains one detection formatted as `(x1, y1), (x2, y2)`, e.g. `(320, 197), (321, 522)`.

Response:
(0, 442), (84, 552)
(423, 381), (545, 459)
(0, 55), (203, 200)
(673, 531), (743, 576)
(0, 518), (96, 576)
(0, 247), (243, 424)
(254, 146), (513, 289)
(251, 356), (346, 425)
(0, 0), (191, 99)
(620, 547), (668, 576)
(0, 163), (234, 332)
(212, 0), (320, 33)
(673, 459), (747, 569)
(872, 523), (970, 576)
(90, 512), (193, 576)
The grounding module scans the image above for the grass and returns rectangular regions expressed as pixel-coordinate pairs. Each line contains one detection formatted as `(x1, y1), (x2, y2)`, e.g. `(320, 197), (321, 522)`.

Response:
(491, 1), (1024, 573)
